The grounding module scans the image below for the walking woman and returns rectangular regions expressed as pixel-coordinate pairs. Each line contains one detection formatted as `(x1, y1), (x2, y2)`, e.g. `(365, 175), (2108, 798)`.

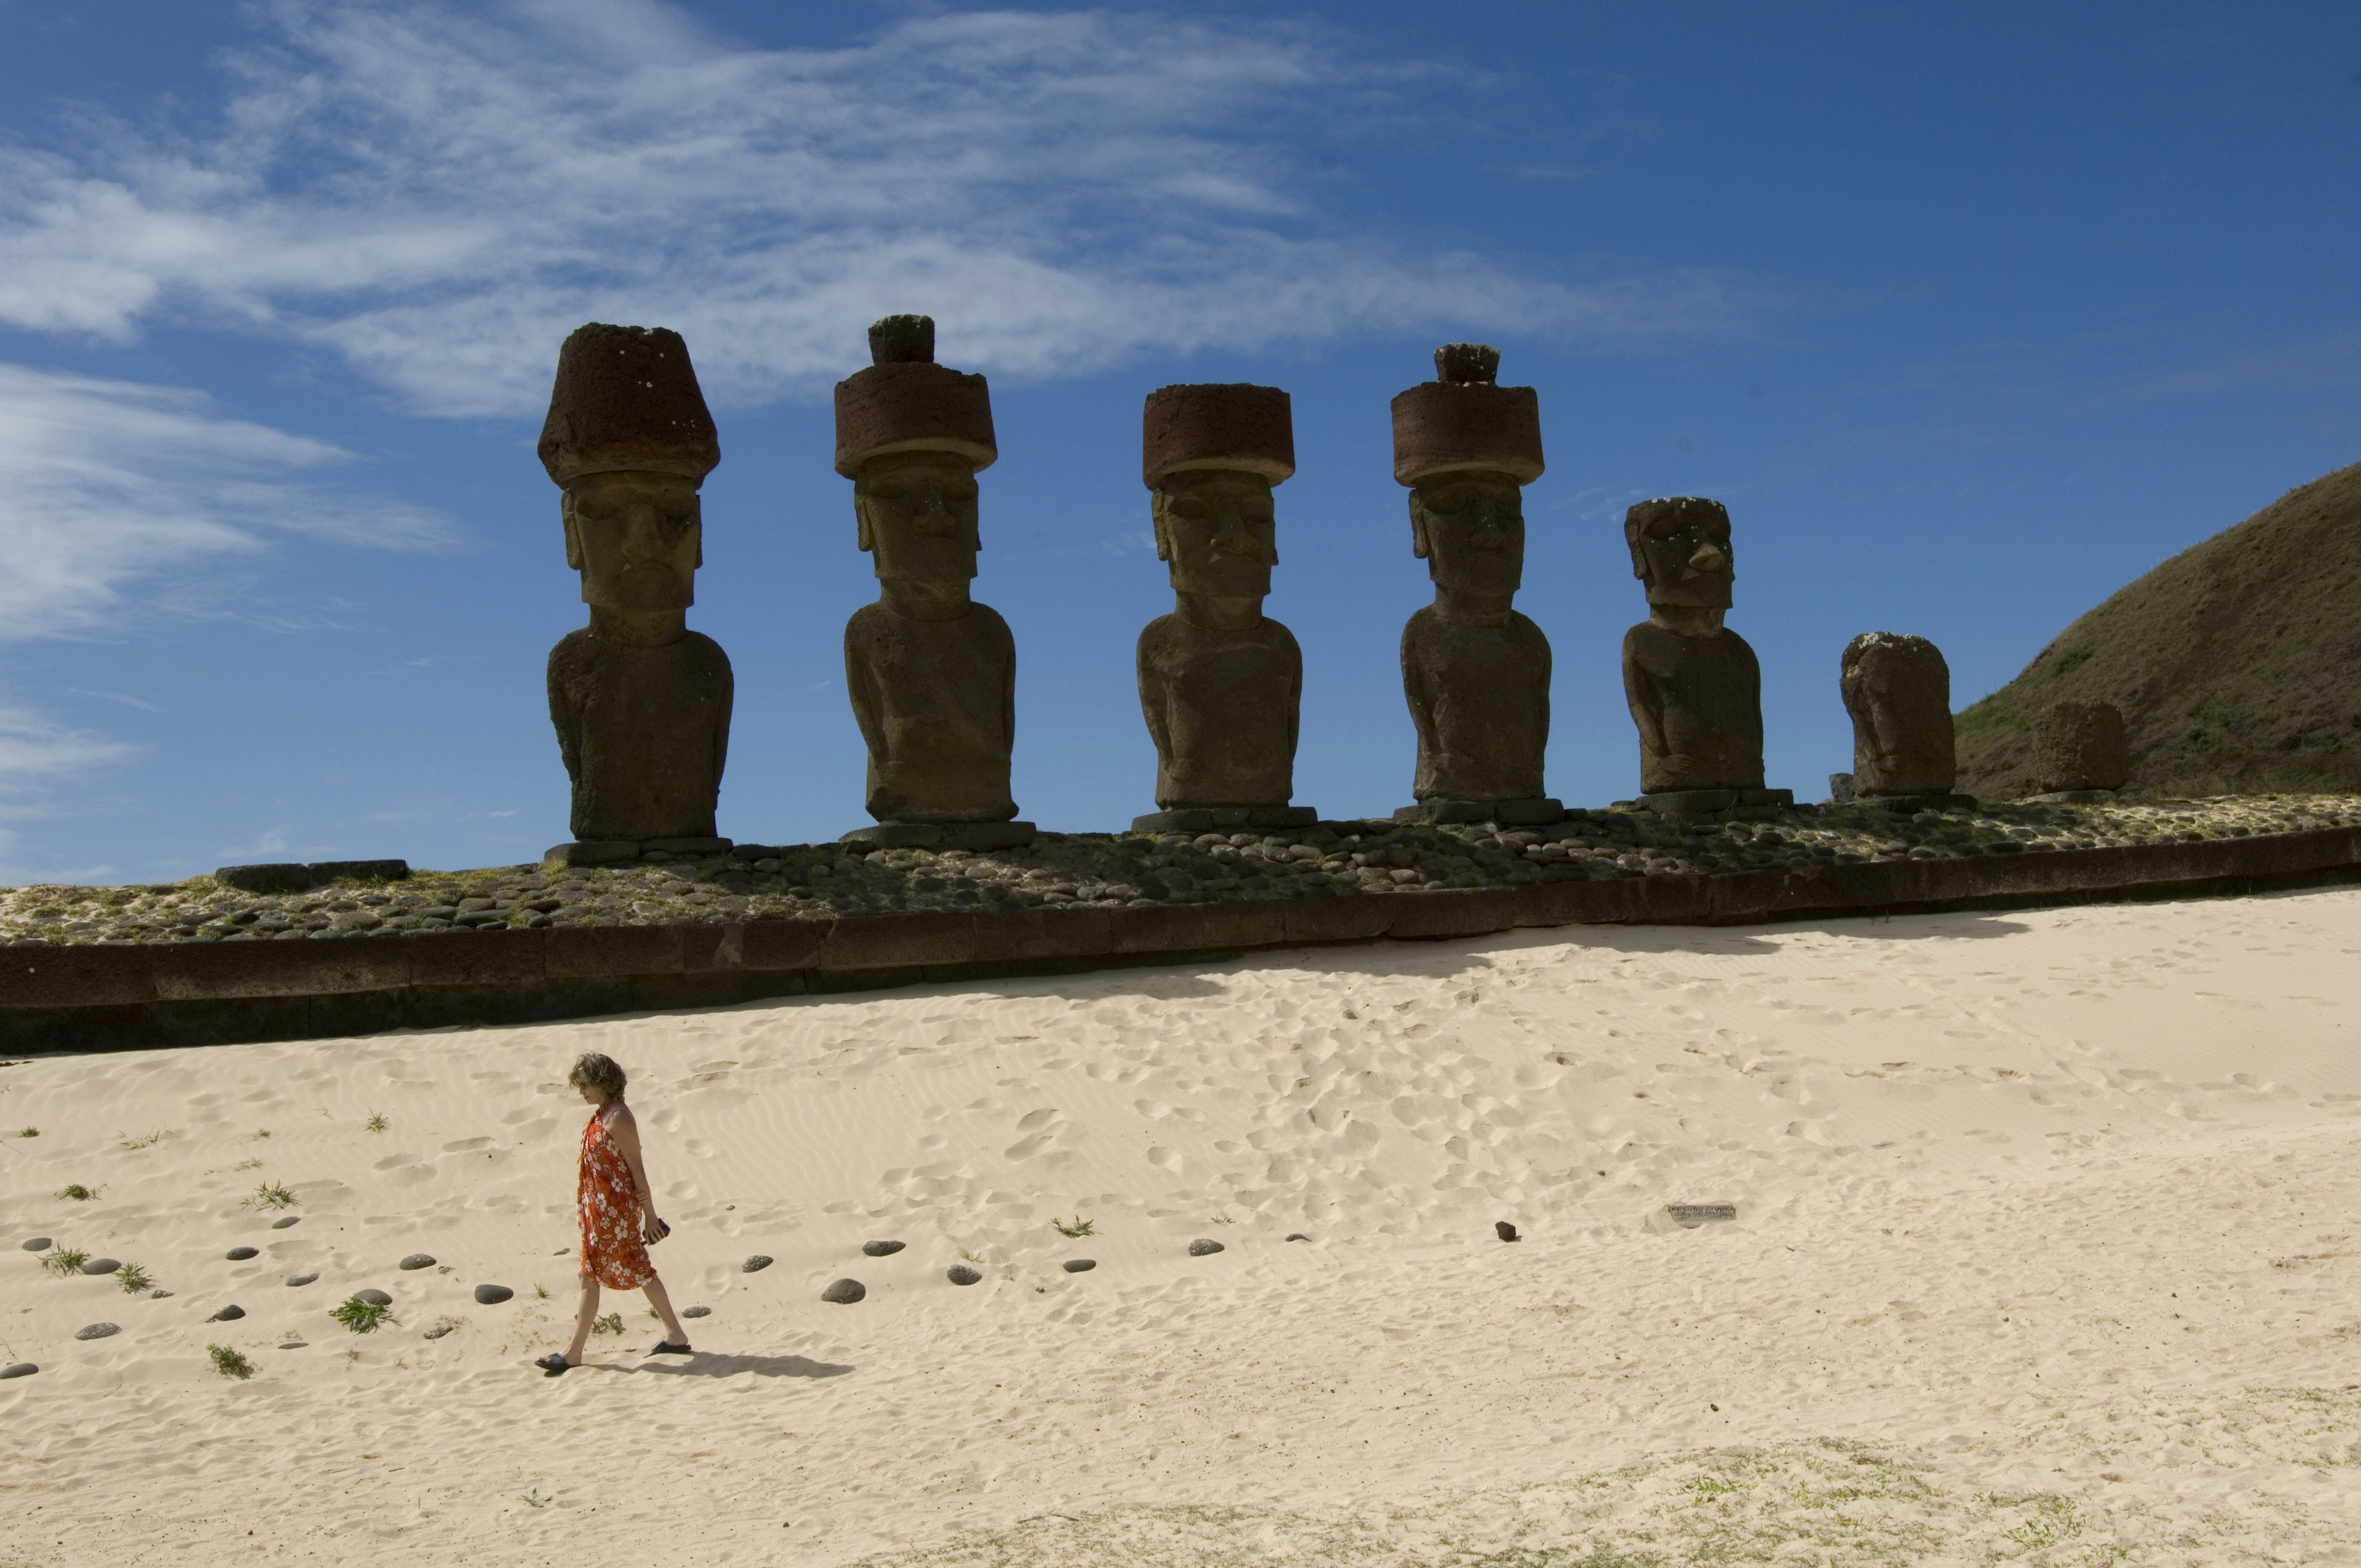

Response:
(538, 1052), (691, 1374)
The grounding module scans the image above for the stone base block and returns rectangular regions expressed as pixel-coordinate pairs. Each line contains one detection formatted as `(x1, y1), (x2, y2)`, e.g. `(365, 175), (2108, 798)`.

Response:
(216, 859), (411, 894)
(1854, 792), (1979, 812)
(1617, 787), (1793, 822)
(542, 838), (733, 871)
(840, 821), (1038, 851)
(1131, 806), (1321, 834)
(2023, 788), (2119, 805)
(1393, 797), (1565, 827)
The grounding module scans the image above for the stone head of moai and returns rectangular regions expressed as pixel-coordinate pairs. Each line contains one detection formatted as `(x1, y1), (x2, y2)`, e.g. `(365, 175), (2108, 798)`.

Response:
(1626, 496), (1735, 622)
(1840, 632), (1958, 797)
(1144, 383), (1293, 610)
(834, 314), (997, 618)
(1393, 343), (1544, 609)
(2031, 699), (2130, 794)
(538, 323), (721, 638)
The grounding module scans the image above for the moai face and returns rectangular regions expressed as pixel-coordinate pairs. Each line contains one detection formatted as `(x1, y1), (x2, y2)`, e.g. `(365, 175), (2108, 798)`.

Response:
(1626, 497), (1733, 610)
(1410, 471), (1525, 596)
(854, 449), (980, 584)
(562, 469), (702, 611)
(1153, 469), (1277, 598)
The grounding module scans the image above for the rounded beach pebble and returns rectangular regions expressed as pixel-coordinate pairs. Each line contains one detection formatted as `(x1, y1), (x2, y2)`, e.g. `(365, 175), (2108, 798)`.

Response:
(473, 1284), (513, 1305)
(1187, 1238), (1225, 1257)
(74, 1323), (119, 1340)
(79, 1257), (122, 1275)
(398, 1253), (435, 1270)
(1062, 1258), (1096, 1273)
(208, 1305), (245, 1322)
(21, 1237), (50, 1252)
(225, 1246), (258, 1261)
(682, 1305), (711, 1318)
(947, 1265), (982, 1286)
(285, 1273), (318, 1288)
(353, 1288), (392, 1307)
(861, 1239), (905, 1257)
(271, 1217), (299, 1230)
(820, 1278), (866, 1304)
(0, 1363), (34, 1379)
(741, 1255), (773, 1273)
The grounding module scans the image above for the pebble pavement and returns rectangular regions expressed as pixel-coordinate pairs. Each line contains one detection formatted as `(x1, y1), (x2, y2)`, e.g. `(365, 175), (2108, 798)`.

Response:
(2, 795), (2357, 946)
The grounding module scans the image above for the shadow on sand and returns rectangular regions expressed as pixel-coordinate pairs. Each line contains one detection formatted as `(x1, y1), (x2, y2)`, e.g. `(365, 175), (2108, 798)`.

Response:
(633, 1350), (855, 1380)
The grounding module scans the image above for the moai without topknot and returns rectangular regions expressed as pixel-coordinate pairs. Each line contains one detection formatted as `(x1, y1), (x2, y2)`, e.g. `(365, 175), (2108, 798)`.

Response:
(1619, 496), (1792, 818)
(1390, 343), (1562, 826)
(1838, 632), (1973, 809)
(2027, 699), (2130, 801)
(1132, 382), (1319, 833)
(539, 323), (734, 866)
(834, 314), (1032, 850)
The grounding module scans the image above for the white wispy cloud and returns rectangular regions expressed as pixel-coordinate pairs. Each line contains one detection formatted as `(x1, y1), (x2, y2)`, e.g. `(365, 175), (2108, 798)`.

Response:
(0, 363), (459, 641)
(0, 1), (1764, 416)
(0, 703), (140, 784)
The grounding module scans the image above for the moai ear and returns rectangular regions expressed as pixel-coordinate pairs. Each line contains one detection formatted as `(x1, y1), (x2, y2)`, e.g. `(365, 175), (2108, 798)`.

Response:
(561, 493), (585, 571)
(1627, 534), (1650, 581)
(853, 491), (876, 554)
(1150, 489), (1173, 563)
(1408, 490), (1431, 561)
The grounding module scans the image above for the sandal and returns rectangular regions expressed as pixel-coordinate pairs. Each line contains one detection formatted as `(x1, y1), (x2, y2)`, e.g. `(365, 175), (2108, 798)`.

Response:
(536, 1353), (571, 1376)
(648, 1340), (692, 1355)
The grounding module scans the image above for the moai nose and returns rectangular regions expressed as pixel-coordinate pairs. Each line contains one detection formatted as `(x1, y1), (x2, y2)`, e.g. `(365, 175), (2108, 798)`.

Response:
(1688, 543), (1729, 574)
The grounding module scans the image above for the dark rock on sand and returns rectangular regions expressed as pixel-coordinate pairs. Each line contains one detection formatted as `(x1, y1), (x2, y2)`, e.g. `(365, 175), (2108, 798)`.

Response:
(742, 1254), (773, 1273)
(1187, 1238), (1225, 1257)
(226, 1246), (259, 1261)
(208, 1305), (245, 1321)
(1062, 1258), (1096, 1273)
(422, 1324), (454, 1340)
(821, 1278), (866, 1304)
(473, 1284), (514, 1305)
(1285, 1233), (1310, 1242)
(353, 1288), (393, 1307)
(20, 1238), (50, 1252)
(79, 1257), (121, 1275)
(682, 1305), (711, 1318)
(398, 1253), (435, 1270)
(271, 1217), (299, 1229)
(74, 1323), (119, 1340)
(0, 1363), (34, 1378)
(1495, 1220), (1520, 1242)
(285, 1273), (318, 1287)
(861, 1239), (906, 1257)
(947, 1265), (982, 1286)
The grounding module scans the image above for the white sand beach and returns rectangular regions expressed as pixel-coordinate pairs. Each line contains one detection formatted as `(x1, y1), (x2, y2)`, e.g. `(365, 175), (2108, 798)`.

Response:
(6, 887), (2361, 1565)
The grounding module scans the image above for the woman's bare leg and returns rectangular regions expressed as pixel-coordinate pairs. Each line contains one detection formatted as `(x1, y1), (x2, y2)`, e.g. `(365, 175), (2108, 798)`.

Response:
(643, 1274), (689, 1348)
(564, 1276), (601, 1365)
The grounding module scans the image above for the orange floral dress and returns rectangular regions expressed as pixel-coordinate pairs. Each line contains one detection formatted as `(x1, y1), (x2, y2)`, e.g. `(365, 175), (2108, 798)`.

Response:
(578, 1106), (655, 1289)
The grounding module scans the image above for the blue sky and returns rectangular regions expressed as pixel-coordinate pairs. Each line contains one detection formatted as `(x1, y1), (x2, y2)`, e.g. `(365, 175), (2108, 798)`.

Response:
(0, 0), (2354, 881)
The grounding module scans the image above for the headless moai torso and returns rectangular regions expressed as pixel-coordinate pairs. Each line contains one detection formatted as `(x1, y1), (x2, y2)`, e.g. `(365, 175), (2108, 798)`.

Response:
(844, 601), (1018, 822)
(1621, 621), (1765, 793)
(1841, 632), (1956, 796)
(1402, 606), (1551, 801)
(1137, 613), (1302, 808)
(2031, 700), (2130, 793)
(547, 628), (732, 841)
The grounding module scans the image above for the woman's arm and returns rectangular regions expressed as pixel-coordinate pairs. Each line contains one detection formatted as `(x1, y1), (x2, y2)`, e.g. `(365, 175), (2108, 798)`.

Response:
(607, 1107), (666, 1241)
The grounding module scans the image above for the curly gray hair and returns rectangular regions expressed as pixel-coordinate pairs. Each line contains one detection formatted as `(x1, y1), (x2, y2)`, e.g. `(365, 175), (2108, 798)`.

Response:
(567, 1052), (627, 1099)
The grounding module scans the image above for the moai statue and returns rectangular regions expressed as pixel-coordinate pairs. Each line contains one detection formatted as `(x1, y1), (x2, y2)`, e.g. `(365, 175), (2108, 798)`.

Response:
(1840, 632), (1972, 807)
(1132, 382), (1318, 833)
(1390, 344), (1562, 827)
(833, 315), (1033, 851)
(1619, 496), (1792, 818)
(539, 323), (733, 866)
(2028, 699), (2130, 799)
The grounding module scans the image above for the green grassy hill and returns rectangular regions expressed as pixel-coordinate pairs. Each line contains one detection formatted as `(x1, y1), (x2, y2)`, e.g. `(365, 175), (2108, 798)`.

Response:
(1955, 459), (2361, 801)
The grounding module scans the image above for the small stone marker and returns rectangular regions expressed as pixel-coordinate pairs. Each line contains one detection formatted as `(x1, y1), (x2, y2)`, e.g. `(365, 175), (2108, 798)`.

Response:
(271, 1217), (299, 1229)
(1666, 1203), (1738, 1225)
(285, 1273), (318, 1287)
(1187, 1238), (1225, 1257)
(742, 1254), (773, 1273)
(21, 1237), (50, 1252)
(79, 1257), (121, 1275)
(947, 1264), (981, 1286)
(225, 1246), (259, 1261)
(1062, 1259), (1096, 1273)
(74, 1323), (119, 1340)
(353, 1288), (393, 1307)
(0, 1363), (34, 1379)
(821, 1278), (866, 1304)
(861, 1239), (905, 1257)
(682, 1305), (711, 1318)
(398, 1253), (435, 1270)
(208, 1305), (245, 1322)
(1495, 1221), (1520, 1242)
(473, 1284), (513, 1305)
